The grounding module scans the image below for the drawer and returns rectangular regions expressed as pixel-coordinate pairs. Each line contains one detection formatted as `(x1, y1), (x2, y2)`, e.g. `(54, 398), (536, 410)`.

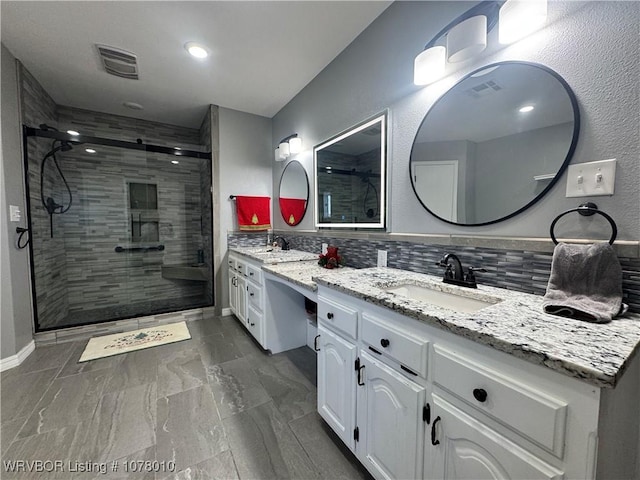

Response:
(245, 263), (262, 284)
(235, 259), (247, 275)
(432, 345), (567, 458)
(247, 282), (262, 310)
(317, 295), (358, 341)
(361, 311), (429, 378)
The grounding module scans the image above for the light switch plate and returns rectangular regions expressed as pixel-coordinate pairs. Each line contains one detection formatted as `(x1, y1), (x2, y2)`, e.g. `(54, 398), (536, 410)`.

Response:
(10, 205), (21, 222)
(566, 159), (616, 197)
(377, 250), (387, 267)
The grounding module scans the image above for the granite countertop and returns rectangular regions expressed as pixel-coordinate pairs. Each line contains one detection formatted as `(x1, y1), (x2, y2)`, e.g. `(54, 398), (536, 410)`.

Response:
(262, 261), (354, 292)
(230, 246), (318, 264)
(312, 267), (640, 388)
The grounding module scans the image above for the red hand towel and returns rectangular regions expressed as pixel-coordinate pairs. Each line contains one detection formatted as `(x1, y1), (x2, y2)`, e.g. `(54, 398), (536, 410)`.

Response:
(236, 196), (271, 231)
(279, 198), (307, 226)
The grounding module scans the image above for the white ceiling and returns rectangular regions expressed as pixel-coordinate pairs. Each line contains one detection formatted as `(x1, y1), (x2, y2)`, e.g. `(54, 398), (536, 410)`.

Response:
(1, 1), (391, 129)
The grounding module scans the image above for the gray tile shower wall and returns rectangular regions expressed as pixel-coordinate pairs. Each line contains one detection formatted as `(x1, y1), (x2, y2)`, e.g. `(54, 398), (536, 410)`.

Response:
(228, 232), (640, 313)
(56, 106), (202, 150)
(19, 64), (69, 327)
(57, 147), (207, 318)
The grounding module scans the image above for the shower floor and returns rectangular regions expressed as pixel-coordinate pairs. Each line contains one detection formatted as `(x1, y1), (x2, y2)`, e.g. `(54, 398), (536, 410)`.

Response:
(38, 295), (212, 330)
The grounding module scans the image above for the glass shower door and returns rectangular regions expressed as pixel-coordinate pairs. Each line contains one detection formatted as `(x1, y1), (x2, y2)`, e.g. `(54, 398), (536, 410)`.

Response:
(27, 135), (213, 331)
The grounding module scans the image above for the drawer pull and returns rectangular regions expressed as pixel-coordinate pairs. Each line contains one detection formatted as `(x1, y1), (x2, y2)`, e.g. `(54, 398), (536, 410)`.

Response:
(431, 416), (441, 446)
(473, 388), (488, 403)
(357, 365), (365, 386)
(368, 346), (382, 355)
(380, 338), (390, 348)
(327, 312), (334, 319)
(250, 322), (255, 326)
(314, 334), (321, 352)
(249, 272), (254, 276)
(250, 292), (254, 297)
(400, 365), (418, 376)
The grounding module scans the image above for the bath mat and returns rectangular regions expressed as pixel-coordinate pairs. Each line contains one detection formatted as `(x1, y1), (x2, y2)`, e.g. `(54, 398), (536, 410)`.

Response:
(78, 322), (191, 362)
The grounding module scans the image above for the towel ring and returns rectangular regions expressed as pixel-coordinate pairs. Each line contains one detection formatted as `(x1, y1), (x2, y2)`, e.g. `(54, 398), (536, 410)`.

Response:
(550, 202), (617, 245)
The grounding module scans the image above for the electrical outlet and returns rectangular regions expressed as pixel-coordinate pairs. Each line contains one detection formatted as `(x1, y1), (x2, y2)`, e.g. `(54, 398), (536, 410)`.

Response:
(322, 243), (328, 255)
(566, 159), (616, 197)
(377, 250), (387, 267)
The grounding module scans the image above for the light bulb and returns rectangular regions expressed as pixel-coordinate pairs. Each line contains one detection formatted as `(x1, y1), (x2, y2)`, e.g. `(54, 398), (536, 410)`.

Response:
(499, 0), (547, 44)
(414, 46), (446, 86)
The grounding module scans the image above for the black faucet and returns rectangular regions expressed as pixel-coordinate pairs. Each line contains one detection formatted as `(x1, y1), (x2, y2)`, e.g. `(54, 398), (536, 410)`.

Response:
(436, 253), (485, 288)
(273, 236), (290, 251)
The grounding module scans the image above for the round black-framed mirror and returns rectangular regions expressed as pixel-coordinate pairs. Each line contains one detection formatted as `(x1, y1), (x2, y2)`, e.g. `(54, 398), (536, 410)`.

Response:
(278, 160), (309, 226)
(409, 61), (580, 226)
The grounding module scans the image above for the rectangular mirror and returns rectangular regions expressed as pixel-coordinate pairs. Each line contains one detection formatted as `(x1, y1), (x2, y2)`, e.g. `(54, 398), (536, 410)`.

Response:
(314, 113), (387, 228)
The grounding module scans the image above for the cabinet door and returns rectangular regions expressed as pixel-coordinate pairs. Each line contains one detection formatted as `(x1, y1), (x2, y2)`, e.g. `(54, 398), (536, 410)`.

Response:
(246, 304), (263, 347)
(236, 275), (247, 323)
(357, 351), (426, 480)
(228, 270), (237, 314)
(317, 324), (357, 450)
(426, 393), (563, 480)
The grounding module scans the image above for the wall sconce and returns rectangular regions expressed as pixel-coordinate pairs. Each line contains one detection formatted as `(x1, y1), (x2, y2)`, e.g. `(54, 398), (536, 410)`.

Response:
(275, 133), (302, 162)
(414, 0), (547, 86)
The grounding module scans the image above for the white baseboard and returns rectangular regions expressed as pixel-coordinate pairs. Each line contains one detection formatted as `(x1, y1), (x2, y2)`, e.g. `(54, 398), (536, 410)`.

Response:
(0, 340), (35, 372)
(221, 307), (232, 317)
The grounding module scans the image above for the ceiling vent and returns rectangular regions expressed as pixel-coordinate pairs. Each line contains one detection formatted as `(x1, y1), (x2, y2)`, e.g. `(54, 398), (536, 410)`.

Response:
(96, 44), (139, 80)
(465, 80), (503, 99)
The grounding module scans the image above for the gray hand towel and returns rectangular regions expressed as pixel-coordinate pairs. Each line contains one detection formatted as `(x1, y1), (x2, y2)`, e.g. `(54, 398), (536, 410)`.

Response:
(543, 242), (627, 323)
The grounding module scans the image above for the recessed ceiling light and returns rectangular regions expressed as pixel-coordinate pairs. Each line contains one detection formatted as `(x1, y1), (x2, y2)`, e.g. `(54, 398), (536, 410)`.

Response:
(171, 160), (180, 165)
(123, 101), (144, 110)
(85, 148), (96, 154)
(185, 42), (209, 59)
(519, 105), (535, 113)
(67, 130), (80, 136)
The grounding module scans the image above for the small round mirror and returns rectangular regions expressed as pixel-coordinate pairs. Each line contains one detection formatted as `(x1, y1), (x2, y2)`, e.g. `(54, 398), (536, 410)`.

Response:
(410, 61), (580, 226)
(279, 160), (309, 226)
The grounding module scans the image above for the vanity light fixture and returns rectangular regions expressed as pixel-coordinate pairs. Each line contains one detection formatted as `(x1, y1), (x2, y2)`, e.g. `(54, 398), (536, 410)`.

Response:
(447, 15), (487, 63)
(67, 130), (80, 136)
(171, 160), (180, 165)
(275, 134), (302, 162)
(85, 148), (96, 154)
(499, 0), (547, 44)
(414, 0), (547, 86)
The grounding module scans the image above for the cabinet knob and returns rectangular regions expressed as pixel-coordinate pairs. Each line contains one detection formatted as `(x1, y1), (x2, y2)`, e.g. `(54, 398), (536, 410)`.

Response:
(327, 312), (334, 319)
(250, 322), (255, 326)
(472, 388), (488, 403)
(250, 292), (254, 297)
(380, 338), (390, 348)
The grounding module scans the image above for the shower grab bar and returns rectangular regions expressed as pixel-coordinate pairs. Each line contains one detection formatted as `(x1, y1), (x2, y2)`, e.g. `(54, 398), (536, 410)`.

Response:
(115, 245), (165, 253)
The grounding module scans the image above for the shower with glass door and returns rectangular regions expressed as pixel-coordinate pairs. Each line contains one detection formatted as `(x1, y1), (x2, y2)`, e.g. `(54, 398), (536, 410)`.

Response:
(23, 125), (214, 331)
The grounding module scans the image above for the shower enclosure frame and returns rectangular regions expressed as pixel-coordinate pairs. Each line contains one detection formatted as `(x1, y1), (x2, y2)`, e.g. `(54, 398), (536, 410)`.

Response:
(22, 125), (214, 332)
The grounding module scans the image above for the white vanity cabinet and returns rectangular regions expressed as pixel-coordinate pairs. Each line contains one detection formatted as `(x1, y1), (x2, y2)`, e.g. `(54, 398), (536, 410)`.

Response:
(317, 291), (430, 480)
(315, 285), (623, 480)
(228, 253), (264, 347)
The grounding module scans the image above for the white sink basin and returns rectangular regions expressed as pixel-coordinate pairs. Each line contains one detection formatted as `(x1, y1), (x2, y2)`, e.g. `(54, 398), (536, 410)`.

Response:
(385, 283), (501, 313)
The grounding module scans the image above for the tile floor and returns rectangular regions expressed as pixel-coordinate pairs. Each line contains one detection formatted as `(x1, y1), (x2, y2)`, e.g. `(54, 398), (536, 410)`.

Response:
(1, 314), (371, 479)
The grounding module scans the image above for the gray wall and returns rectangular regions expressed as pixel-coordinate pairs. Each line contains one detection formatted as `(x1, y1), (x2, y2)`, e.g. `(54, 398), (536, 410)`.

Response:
(219, 107), (272, 308)
(1, 45), (33, 358)
(273, 1), (640, 242)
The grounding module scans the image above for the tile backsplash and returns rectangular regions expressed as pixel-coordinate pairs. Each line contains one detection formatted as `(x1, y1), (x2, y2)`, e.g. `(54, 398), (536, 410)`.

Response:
(228, 232), (640, 313)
